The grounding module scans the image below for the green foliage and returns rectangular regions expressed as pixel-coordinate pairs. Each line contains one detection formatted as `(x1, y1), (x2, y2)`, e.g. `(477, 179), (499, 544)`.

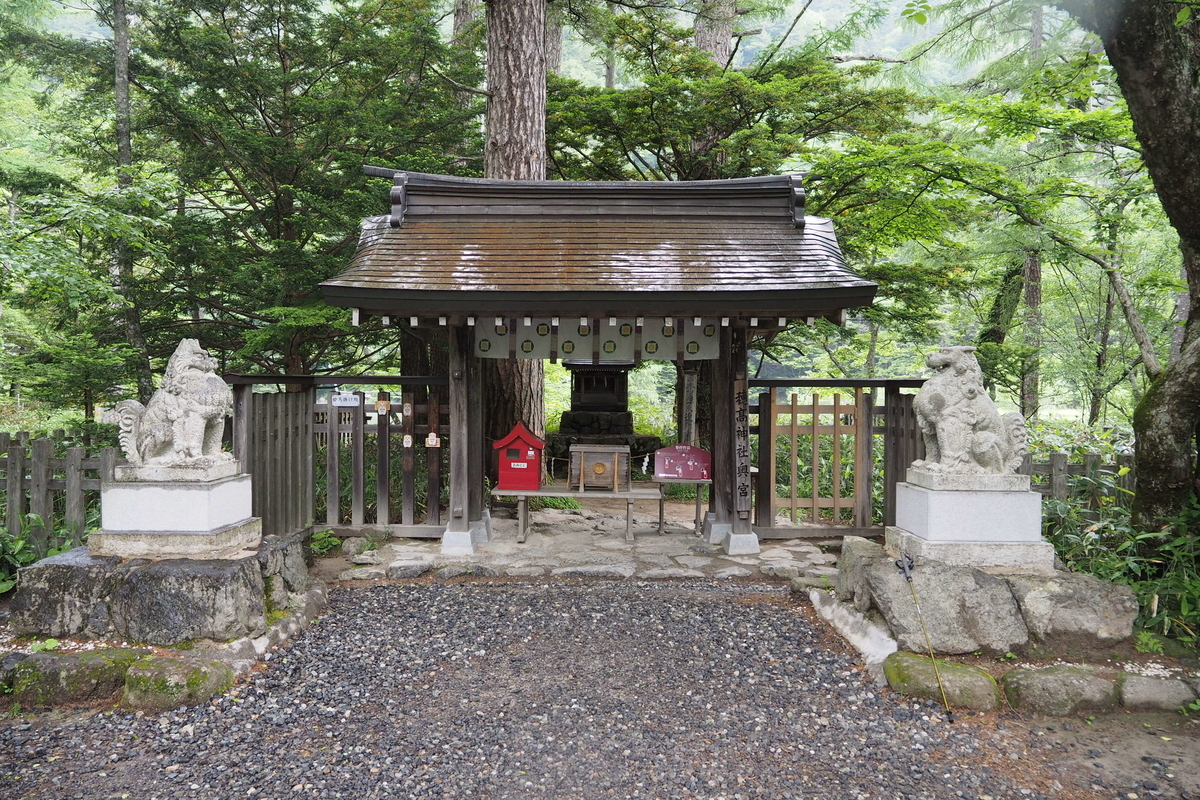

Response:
(1045, 475), (1200, 644)
(528, 496), (583, 511)
(308, 528), (341, 557)
(26, 638), (59, 653)
(1025, 420), (1134, 463)
(1134, 629), (1165, 655)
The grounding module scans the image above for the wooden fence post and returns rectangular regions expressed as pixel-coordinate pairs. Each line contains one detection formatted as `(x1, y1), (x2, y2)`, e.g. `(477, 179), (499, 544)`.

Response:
(402, 391), (415, 525)
(427, 394), (442, 525)
(351, 391), (365, 526)
(377, 391), (392, 526)
(65, 447), (85, 546)
(854, 387), (873, 528)
(754, 391), (774, 527)
(326, 398), (340, 526)
(3, 438), (23, 539)
(28, 438), (53, 552)
(1049, 452), (1069, 500)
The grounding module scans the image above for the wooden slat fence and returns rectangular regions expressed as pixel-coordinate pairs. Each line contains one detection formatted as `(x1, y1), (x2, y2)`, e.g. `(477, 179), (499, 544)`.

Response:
(1020, 452), (1135, 504)
(313, 391), (450, 537)
(749, 379), (925, 536)
(228, 376), (452, 540)
(0, 430), (117, 559)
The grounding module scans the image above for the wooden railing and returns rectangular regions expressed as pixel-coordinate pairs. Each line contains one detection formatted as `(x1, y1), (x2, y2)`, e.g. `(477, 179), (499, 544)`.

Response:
(749, 379), (925, 536)
(0, 431), (117, 558)
(1020, 452), (1135, 503)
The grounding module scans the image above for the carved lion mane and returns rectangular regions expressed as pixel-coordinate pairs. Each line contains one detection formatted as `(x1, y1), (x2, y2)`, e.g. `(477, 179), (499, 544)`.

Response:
(111, 339), (234, 466)
(911, 345), (1027, 475)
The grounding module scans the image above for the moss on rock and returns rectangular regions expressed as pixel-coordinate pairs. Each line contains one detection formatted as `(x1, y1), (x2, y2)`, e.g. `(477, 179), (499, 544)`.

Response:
(122, 656), (235, 711)
(883, 651), (1002, 711)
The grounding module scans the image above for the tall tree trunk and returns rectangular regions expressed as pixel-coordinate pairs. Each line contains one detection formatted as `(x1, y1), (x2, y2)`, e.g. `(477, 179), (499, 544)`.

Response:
(1055, 0), (1200, 527)
(484, 0), (547, 180)
(454, 0), (482, 42)
(1088, 282), (1115, 425)
(604, 2), (618, 89)
(694, 0), (735, 67)
(545, 1), (563, 74)
(1020, 249), (1042, 419)
(111, 0), (153, 404)
(483, 0), (547, 455)
(975, 260), (1024, 392)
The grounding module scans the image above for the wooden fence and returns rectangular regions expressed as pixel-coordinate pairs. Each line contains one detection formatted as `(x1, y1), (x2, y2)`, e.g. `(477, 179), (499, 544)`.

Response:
(750, 379), (924, 537)
(228, 376), (450, 540)
(1020, 452), (1135, 504)
(0, 431), (117, 558)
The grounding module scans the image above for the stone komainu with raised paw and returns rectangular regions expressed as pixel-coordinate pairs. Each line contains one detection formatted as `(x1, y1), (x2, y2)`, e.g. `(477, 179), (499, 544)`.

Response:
(110, 339), (234, 466)
(912, 345), (1027, 475)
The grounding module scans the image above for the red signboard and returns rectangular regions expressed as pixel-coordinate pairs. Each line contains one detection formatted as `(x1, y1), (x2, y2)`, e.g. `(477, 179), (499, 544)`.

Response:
(654, 444), (711, 481)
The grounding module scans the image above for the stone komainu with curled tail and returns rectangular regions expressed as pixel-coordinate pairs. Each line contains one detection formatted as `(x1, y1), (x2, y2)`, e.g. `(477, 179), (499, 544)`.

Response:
(912, 346), (1027, 475)
(111, 339), (234, 466)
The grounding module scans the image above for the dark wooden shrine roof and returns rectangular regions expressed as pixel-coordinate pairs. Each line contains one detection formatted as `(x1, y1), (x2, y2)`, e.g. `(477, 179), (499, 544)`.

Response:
(321, 170), (876, 319)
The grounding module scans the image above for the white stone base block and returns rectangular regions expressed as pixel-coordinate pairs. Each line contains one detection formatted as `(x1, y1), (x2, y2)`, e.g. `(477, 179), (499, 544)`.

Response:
(90, 517), (262, 559)
(886, 526), (1056, 575)
(441, 528), (476, 556)
(895, 482), (1042, 542)
(722, 532), (760, 556)
(102, 474), (252, 533)
(472, 510), (493, 544)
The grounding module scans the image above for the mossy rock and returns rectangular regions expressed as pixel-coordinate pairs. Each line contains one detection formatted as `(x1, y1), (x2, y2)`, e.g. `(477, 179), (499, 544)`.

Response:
(883, 651), (1002, 711)
(10, 648), (152, 708)
(122, 656), (235, 711)
(1001, 665), (1118, 716)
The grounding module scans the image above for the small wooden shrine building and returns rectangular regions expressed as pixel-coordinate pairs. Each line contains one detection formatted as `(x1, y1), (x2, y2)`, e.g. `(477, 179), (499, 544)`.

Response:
(320, 170), (876, 554)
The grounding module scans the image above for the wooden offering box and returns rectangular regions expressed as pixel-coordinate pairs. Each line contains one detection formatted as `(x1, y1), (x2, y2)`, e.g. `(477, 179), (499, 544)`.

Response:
(568, 444), (631, 492)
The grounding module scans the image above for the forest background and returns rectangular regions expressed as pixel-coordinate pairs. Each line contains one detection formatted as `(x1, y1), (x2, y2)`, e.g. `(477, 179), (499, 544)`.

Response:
(0, 0), (1197, 641)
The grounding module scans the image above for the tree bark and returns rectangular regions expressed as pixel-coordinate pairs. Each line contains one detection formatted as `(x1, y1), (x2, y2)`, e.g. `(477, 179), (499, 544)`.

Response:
(485, 0), (547, 180)
(111, 0), (154, 404)
(1053, 0), (1200, 526)
(1088, 282), (1115, 425)
(454, 0), (482, 43)
(694, 0), (735, 67)
(545, 2), (563, 75)
(482, 0), (547, 454)
(1020, 248), (1042, 419)
(975, 260), (1024, 392)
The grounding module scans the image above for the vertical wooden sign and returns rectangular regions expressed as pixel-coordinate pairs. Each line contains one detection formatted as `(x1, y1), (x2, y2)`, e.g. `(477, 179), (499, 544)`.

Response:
(731, 328), (751, 521)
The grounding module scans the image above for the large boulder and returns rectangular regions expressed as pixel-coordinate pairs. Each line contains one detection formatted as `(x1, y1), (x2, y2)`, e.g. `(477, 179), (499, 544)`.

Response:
(1001, 665), (1118, 715)
(257, 532), (310, 611)
(1118, 674), (1199, 712)
(834, 536), (884, 612)
(883, 651), (1003, 711)
(109, 556), (266, 645)
(1003, 572), (1138, 655)
(864, 560), (1029, 654)
(9, 648), (149, 708)
(9, 548), (123, 637)
(122, 656), (235, 711)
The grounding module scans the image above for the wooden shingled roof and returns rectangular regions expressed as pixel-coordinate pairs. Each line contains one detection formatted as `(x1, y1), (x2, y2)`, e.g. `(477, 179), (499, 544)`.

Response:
(320, 170), (876, 320)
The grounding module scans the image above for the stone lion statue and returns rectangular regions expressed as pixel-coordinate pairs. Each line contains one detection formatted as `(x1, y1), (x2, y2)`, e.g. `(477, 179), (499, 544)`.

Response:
(911, 345), (1027, 475)
(111, 339), (234, 466)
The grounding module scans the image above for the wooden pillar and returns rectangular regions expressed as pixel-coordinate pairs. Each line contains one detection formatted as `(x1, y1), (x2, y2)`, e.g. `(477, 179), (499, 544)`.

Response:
(468, 335), (484, 523)
(447, 324), (472, 535)
(710, 325), (732, 526)
(730, 326), (752, 536)
(232, 383), (251, 473)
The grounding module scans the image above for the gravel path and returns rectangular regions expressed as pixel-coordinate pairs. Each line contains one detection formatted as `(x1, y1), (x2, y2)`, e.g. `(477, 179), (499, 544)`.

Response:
(2, 580), (1088, 799)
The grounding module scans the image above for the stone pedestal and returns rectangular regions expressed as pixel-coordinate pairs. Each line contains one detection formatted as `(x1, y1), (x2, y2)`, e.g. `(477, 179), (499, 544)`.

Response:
(888, 468), (1054, 574)
(90, 461), (261, 559)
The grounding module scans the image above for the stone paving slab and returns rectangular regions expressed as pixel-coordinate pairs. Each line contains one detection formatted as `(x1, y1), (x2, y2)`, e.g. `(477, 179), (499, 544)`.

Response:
(353, 508), (846, 584)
